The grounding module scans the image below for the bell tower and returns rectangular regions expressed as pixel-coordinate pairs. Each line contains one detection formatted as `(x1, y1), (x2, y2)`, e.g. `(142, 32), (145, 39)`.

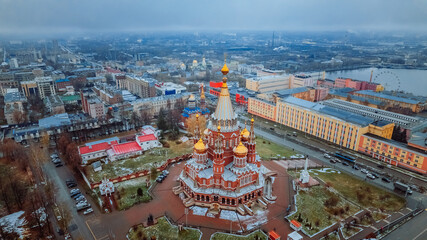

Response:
(213, 125), (224, 187)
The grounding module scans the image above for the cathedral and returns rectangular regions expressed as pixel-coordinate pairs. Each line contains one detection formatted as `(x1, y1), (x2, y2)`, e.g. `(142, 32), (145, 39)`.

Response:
(181, 84), (210, 128)
(175, 61), (270, 214)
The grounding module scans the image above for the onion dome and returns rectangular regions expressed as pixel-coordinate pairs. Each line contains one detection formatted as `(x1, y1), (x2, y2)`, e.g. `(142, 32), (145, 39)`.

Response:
(188, 94), (195, 101)
(203, 128), (209, 136)
(194, 138), (206, 153)
(251, 117), (254, 123)
(234, 141), (248, 156)
(240, 128), (250, 140)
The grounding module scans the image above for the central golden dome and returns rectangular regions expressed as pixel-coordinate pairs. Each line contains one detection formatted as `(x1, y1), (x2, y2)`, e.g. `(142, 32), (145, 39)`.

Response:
(194, 138), (206, 152)
(234, 142), (248, 155)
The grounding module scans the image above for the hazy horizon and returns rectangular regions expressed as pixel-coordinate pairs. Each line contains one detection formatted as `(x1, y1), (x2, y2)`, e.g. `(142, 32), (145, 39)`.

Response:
(1, 0), (427, 38)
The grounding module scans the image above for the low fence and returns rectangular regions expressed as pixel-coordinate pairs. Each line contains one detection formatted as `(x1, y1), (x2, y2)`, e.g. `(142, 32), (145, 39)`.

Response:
(373, 208), (424, 238)
(89, 153), (192, 189)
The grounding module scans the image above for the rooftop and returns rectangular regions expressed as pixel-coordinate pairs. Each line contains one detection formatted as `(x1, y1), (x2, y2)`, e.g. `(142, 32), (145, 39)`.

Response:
(38, 113), (71, 129)
(274, 87), (309, 97)
(408, 131), (427, 149)
(356, 90), (421, 104)
(111, 141), (142, 155)
(79, 141), (118, 155)
(4, 92), (26, 103)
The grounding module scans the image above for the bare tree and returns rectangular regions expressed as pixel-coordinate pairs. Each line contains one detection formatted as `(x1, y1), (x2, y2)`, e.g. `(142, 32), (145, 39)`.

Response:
(57, 203), (72, 232)
(186, 114), (207, 137)
(12, 110), (27, 124)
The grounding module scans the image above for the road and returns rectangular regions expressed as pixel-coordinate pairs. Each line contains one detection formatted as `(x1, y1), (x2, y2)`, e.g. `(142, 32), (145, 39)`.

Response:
(42, 154), (100, 240)
(383, 211), (427, 240)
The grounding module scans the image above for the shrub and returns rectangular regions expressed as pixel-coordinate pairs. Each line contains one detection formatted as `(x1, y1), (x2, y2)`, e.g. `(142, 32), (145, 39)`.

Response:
(324, 195), (340, 208)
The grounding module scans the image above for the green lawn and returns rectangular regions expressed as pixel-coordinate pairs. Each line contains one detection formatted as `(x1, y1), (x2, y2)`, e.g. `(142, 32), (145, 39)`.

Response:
(312, 169), (405, 211)
(86, 139), (193, 182)
(211, 230), (267, 240)
(128, 217), (201, 240)
(115, 177), (152, 210)
(255, 136), (296, 160)
(289, 186), (359, 236)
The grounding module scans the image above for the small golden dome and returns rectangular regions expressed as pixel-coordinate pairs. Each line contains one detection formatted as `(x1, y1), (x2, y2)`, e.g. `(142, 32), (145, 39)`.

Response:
(194, 138), (206, 151)
(196, 114), (199, 118)
(221, 63), (229, 75)
(241, 128), (250, 139)
(234, 142), (248, 155)
(251, 117), (254, 123)
(217, 125), (221, 131)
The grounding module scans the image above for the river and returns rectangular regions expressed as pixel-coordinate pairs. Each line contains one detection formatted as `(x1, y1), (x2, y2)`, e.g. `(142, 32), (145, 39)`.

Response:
(325, 68), (427, 96)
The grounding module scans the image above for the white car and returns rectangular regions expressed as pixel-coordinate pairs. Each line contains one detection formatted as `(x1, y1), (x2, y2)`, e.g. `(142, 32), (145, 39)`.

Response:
(83, 208), (93, 215)
(361, 169), (369, 174)
(323, 153), (331, 159)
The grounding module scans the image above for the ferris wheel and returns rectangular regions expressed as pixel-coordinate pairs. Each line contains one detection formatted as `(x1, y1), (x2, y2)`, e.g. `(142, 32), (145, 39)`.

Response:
(373, 70), (401, 92)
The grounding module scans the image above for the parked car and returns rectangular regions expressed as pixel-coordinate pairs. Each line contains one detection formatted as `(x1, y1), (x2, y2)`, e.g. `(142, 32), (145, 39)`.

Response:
(162, 170), (169, 176)
(367, 173), (376, 179)
(156, 176), (165, 183)
(342, 161), (349, 166)
(361, 169), (369, 174)
(52, 158), (61, 164)
(83, 208), (94, 215)
(55, 162), (64, 167)
(352, 165), (360, 170)
(371, 172), (379, 178)
(75, 195), (86, 202)
(324, 153), (331, 159)
(329, 159), (336, 164)
(381, 177), (391, 183)
(67, 183), (77, 188)
(70, 189), (80, 194)
(72, 193), (82, 200)
(377, 164), (385, 169)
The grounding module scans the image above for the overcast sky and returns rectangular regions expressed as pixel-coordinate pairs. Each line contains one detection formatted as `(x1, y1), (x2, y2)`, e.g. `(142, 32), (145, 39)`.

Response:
(1, 0), (426, 36)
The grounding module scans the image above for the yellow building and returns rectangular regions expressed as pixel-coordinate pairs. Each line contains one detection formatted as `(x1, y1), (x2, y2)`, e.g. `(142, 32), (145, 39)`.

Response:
(358, 134), (427, 175)
(248, 96), (394, 151)
(245, 75), (291, 93)
(354, 90), (425, 113)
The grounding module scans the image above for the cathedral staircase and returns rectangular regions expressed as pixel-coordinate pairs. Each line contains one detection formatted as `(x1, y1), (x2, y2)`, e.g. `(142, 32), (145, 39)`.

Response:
(183, 198), (195, 207)
(242, 204), (254, 216)
(172, 186), (183, 195)
(257, 198), (268, 209)
(237, 205), (246, 216)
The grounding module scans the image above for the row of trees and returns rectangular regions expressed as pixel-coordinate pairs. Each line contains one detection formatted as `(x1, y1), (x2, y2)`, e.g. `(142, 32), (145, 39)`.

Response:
(57, 133), (83, 175)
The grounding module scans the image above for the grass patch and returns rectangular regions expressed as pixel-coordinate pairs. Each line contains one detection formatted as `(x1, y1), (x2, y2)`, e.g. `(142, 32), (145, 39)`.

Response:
(255, 136), (296, 159)
(320, 231), (339, 240)
(342, 226), (363, 239)
(312, 169), (405, 212)
(289, 186), (359, 236)
(128, 217), (201, 240)
(115, 178), (152, 210)
(211, 230), (267, 240)
(85, 138), (192, 182)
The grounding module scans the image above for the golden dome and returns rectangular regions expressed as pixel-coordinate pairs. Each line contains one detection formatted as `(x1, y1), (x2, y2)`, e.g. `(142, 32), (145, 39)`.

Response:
(194, 138), (206, 151)
(241, 128), (250, 139)
(217, 125), (221, 131)
(196, 114), (199, 118)
(251, 117), (254, 123)
(234, 142), (248, 155)
(221, 63), (229, 75)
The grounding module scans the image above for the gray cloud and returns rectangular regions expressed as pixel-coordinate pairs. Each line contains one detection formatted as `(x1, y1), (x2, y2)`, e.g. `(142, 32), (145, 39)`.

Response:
(0, 0), (426, 36)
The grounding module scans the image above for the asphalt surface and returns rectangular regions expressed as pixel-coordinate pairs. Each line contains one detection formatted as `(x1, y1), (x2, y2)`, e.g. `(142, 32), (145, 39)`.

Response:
(42, 153), (100, 240)
(383, 211), (427, 240)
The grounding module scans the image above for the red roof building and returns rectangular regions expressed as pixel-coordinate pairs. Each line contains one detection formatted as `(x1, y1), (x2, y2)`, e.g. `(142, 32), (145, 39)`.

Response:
(111, 142), (142, 155)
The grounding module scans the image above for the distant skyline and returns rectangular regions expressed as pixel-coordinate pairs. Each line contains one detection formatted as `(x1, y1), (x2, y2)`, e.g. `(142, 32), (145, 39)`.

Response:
(1, 0), (427, 37)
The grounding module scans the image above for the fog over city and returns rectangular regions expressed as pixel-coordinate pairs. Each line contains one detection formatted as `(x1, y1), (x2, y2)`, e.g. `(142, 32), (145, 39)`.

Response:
(1, 0), (427, 36)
